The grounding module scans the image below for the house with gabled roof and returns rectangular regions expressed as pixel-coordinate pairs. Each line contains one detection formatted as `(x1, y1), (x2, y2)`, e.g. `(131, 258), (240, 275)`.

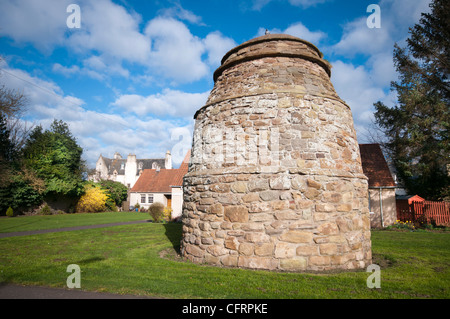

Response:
(129, 150), (190, 220)
(89, 151), (172, 189)
(359, 143), (397, 228)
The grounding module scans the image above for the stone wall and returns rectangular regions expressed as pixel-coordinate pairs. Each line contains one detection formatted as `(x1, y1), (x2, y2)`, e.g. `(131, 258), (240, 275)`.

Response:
(181, 34), (372, 272)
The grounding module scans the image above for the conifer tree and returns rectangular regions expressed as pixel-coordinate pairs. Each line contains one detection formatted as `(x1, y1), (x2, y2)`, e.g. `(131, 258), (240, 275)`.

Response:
(374, 0), (449, 200)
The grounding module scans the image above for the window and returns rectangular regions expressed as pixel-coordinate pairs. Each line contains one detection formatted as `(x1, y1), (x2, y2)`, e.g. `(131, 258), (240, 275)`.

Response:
(141, 194), (146, 204)
(148, 194), (154, 204)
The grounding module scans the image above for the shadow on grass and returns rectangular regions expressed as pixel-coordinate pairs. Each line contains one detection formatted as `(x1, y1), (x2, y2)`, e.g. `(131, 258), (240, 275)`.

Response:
(163, 223), (182, 255)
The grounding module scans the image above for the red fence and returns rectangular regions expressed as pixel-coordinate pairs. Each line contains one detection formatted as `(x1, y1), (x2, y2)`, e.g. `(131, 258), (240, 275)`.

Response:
(397, 200), (450, 226)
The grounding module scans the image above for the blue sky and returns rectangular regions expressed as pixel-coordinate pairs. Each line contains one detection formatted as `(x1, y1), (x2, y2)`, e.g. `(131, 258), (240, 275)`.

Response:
(0, 0), (432, 168)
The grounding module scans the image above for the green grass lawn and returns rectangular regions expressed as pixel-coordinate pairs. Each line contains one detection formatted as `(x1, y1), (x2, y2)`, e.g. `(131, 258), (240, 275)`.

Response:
(0, 212), (150, 233)
(0, 215), (449, 299)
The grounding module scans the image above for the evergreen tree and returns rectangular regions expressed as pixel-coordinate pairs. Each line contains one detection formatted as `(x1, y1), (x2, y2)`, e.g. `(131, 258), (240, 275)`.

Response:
(22, 119), (85, 197)
(374, 0), (449, 200)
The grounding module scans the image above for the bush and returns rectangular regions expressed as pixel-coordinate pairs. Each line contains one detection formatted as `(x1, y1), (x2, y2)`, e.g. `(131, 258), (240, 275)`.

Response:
(149, 202), (165, 222)
(40, 204), (52, 215)
(98, 180), (128, 209)
(163, 207), (172, 222)
(76, 185), (108, 213)
(6, 206), (14, 217)
(387, 220), (416, 231)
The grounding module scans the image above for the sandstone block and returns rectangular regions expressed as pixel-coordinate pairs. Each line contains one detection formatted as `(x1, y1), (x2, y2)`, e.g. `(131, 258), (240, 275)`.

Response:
(245, 232), (271, 243)
(210, 203), (224, 216)
(221, 255), (238, 267)
(319, 243), (338, 255)
(238, 256), (278, 270)
(309, 255), (331, 266)
(296, 245), (318, 256)
(280, 258), (307, 270)
(317, 222), (340, 235)
(225, 237), (239, 250)
(259, 190), (280, 201)
(248, 179), (269, 192)
(275, 242), (296, 258)
(238, 243), (254, 256)
(254, 243), (274, 256)
(224, 206), (249, 223)
(231, 181), (247, 193)
(280, 230), (313, 243)
(206, 245), (229, 257)
(185, 244), (204, 258)
(242, 192), (260, 202)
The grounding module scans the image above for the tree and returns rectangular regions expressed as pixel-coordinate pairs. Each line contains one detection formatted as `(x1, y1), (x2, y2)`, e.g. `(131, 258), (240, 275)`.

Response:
(22, 119), (85, 198)
(0, 114), (15, 185)
(98, 180), (128, 210)
(373, 0), (449, 201)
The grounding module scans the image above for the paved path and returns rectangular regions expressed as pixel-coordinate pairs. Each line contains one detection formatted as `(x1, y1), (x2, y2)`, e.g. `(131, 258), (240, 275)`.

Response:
(0, 219), (157, 299)
(0, 283), (155, 299)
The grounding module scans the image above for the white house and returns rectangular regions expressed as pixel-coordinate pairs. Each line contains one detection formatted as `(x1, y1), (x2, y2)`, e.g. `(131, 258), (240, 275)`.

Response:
(129, 150), (190, 220)
(89, 151), (172, 189)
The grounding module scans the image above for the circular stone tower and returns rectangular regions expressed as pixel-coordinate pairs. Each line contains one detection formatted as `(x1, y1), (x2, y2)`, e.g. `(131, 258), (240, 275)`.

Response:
(181, 34), (372, 272)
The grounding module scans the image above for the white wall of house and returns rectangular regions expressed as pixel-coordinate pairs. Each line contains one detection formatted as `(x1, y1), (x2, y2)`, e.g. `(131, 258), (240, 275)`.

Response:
(129, 190), (183, 221)
(369, 188), (397, 228)
(129, 192), (167, 209)
(124, 154), (137, 188)
(171, 187), (183, 219)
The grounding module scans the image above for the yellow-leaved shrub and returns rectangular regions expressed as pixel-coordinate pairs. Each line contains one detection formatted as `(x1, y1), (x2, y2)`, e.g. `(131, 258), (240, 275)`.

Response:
(76, 185), (108, 213)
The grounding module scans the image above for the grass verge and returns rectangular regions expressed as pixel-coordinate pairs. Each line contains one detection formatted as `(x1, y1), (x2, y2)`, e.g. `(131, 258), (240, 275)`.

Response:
(0, 212), (150, 233)
(0, 221), (449, 299)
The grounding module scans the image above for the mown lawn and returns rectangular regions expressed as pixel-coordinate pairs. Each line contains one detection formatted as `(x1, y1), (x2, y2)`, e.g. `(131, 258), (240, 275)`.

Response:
(0, 217), (449, 299)
(0, 212), (150, 233)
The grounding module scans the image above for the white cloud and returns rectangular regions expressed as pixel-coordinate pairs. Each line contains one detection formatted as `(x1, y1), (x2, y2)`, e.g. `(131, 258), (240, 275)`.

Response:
(331, 60), (386, 139)
(112, 89), (209, 118)
(0, 0), (236, 84)
(52, 63), (81, 77)
(144, 17), (209, 83)
(252, 0), (330, 10)
(203, 32), (237, 67)
(332, 0), (432, 57)
(327, 0), (432, 142)
(332, 17), (392, 56)
(0, 0), (72, 52)
(287, 0), (330, 8)
(0, 63), (196, 168)
(257, 22), (326, 45)
(159, 2), (205, 25)
(67, 0), (151, 64)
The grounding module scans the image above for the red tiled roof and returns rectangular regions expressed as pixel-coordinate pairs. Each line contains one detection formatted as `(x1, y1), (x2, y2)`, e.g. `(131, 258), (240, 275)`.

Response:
(131, 150), (190, 193)
(359, 144), (396, 187)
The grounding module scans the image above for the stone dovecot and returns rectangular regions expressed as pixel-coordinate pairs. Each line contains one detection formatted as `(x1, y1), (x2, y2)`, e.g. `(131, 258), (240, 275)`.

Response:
(181, 34), (372, 272)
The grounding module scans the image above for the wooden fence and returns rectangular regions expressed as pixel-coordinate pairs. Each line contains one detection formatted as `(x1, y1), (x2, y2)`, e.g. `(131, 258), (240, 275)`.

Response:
(397, 200), (450, 226)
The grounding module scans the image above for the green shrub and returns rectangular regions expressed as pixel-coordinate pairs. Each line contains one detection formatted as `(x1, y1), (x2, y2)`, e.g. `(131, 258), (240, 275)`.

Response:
(6, 206), (14, 217)
(149, 202), (165, 222)
(40, 204), (52, 215)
